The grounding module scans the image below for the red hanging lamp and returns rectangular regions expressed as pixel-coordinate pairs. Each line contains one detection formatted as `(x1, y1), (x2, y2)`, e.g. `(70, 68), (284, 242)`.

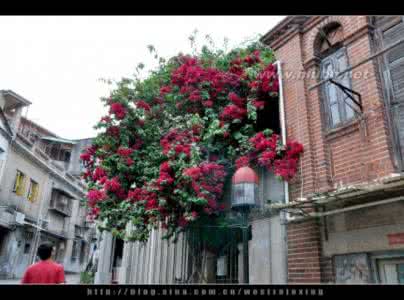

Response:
(231, 166), (259, 209)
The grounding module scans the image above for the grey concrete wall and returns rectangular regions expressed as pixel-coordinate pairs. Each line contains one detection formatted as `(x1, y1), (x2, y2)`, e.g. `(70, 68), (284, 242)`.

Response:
(258, 169), (285, 207)
(248, 168), (287, 284)
(322, 202), (404, 256)
(0, 130), (10, 185)
(269, 213), (287, 283)
(0, 229), (19, 278)
(249, 218), (271, 283)
(95, 231), (114, 284)
(1, 228), (34, 278)
(322, 201), (404, 256)
(68, 138), (93, 177)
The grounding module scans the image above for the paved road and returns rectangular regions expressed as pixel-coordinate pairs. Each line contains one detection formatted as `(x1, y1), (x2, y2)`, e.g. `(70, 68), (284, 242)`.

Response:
(0, 273), (81, 284)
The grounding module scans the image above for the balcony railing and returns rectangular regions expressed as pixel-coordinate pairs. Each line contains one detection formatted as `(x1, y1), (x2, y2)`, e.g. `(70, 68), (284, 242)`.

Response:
(47, 226), (69, 239)
(48, 199), (72, 217)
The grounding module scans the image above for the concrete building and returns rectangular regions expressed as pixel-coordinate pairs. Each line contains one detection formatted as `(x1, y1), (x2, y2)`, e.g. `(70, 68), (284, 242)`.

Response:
(0, 90), (96, 279)
(260, 16), (404, 284)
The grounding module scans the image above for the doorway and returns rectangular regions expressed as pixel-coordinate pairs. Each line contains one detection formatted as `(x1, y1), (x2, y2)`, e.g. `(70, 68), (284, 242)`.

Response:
(377, 258), (404, 284)
(111, 238), (124, 283)
(0, 227), (7, 254)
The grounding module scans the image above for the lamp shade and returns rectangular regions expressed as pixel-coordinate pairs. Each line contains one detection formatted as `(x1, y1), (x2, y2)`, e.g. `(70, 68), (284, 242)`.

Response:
(232, 166), (259, 185)
(231, 166), (259, 209)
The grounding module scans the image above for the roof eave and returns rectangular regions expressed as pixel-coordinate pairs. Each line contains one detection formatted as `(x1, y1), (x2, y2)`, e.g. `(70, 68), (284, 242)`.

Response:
(1, 89), (32, 107)
(260, 16), (312, 46)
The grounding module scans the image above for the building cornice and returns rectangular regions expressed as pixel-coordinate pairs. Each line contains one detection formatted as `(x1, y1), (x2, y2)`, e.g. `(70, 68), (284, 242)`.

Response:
(260, 16), (313, 50)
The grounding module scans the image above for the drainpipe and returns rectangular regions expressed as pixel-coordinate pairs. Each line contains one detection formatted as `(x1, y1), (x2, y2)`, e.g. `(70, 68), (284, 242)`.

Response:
(275, 60), (289, 284)
(276, 60), (289, 206)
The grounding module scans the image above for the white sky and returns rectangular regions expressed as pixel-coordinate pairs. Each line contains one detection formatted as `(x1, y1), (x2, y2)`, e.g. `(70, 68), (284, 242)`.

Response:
(0, 16), (285, 140)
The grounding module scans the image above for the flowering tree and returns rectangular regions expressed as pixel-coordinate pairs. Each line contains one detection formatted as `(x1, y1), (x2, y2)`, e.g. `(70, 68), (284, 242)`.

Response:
(81, 39), (303, 242)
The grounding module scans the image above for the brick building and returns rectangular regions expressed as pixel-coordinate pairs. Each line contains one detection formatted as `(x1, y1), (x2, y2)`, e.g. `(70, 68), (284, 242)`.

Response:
(261, 16), (404, 284)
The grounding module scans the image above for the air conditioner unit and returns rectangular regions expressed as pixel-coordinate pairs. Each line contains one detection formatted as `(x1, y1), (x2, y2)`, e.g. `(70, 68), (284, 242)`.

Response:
(15, 212), (25, 225)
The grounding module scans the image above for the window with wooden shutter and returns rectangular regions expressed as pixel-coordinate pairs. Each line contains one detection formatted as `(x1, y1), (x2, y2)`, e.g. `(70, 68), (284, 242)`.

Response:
(320, 47), (356, 128)
(13, 170), (26, 196)
(382, 18), (404, 163)
(27, 179), (39, 202)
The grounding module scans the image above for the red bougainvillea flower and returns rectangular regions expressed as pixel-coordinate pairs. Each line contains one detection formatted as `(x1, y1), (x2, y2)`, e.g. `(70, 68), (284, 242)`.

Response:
(178, 216), (189, 228)
(220, 105), (247, 122)
(104, 177), (121, 193)
(257, 64), (279, 94)
(183, 166), (202, 180)
(160, 161), (171, 174)
(228, 92), (246, 108)
(99, 176), (108, 185)
(136, 100), (151, 112)
(106, 126), (120, 137)
(203, 100), (213, 107)
(235, 156), (250, 169)
(109, 102), (127, 120)
(115, 188), (128, 200)
(80, 152), (91, 162)
(126, 157), (134, 166)
(273, 158), (299, 180)
(160, 85), (171, 95)
(252, 99), (266, 110)
(79, 145), (97, 163)
(100, 116), (112, 123)
(117, 147), (133, 157)
(82, 170), (91, 180)
(128, 188), (156, 203)
(87, 207), (100, 221)
(286, 141), (304, 157)
(257, 150), (276, 168)
(131, 138), (144, 150)
(92, 167), (107, 181)
(87, 189), (106, 207)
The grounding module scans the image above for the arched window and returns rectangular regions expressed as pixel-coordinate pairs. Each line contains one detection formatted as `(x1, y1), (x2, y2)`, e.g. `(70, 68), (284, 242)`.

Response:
(315, 23), (356, 128)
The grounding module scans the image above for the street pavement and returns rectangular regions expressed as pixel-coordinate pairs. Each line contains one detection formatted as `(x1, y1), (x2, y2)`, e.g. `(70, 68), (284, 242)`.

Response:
(0, 273), (81, 284)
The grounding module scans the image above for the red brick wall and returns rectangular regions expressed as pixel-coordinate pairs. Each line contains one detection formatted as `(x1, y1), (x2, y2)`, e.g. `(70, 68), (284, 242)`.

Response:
(287, 219), (323, 283)
(268, 16), (397, 283)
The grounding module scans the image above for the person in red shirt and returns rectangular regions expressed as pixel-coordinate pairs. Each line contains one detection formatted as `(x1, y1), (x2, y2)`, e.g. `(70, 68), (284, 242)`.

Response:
(21, 242), (65, 284)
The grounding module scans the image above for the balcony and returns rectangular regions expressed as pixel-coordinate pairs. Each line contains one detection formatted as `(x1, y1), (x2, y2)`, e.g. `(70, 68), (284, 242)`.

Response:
(74, 225), (84, 238)
(48, 189), (73, 217)
(16, 132), (34, 149)
(46, 226), (69, 240)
